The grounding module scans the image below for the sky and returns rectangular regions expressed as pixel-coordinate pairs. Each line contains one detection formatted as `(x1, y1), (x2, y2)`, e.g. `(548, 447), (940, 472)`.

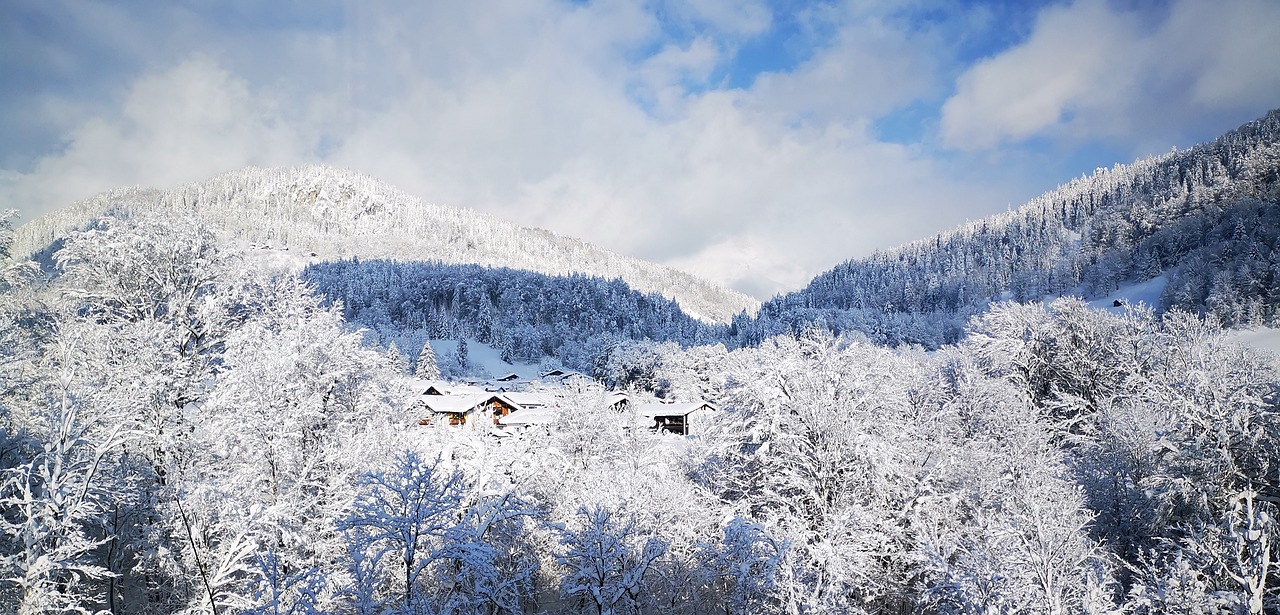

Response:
(2, 0), (1279, 299)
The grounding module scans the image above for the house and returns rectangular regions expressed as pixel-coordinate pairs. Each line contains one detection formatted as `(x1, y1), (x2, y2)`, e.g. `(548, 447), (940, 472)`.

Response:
(416, 394), (493, 426)
(414, 388), (552, 428)
(632, 401), (718, 436)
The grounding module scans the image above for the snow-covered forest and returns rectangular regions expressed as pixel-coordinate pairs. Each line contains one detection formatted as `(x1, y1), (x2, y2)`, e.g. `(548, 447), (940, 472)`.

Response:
(743, 109), (1280, 348)
(3, 194), (1280, 613)
(302, 260), (715, 374)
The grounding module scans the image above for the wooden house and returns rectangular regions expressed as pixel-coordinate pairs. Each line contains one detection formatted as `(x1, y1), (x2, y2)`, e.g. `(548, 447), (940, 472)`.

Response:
(416, 394), (491, 426)
(632, 401), (718, 436)
(414, 389), (552, 428)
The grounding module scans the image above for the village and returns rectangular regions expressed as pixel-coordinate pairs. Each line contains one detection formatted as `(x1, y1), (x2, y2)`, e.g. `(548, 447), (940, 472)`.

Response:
(405, 369), (719, 437)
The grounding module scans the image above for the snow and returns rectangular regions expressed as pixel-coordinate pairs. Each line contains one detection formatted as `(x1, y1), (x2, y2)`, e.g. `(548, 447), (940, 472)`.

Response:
(501, 392), (552, 408)
(417, 395), (490, 415)
(497, 406), (558, 426)
(1225, 326), (1280, 359)
(1086, 275), (1168, 312)
(427, 338), (546, 381)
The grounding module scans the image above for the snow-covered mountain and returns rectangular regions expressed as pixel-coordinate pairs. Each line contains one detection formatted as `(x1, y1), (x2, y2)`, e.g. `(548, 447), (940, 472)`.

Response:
(733, 108), (1280, 348)
(12, 166), (758, 323)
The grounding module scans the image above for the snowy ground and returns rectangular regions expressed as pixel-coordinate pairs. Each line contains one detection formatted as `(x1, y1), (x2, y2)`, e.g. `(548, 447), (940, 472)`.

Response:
(1224, 326), (1280, 358)
(1086, 275), (1168, 313)
(1079, 274), (1280, 362)
(427, 337), (547, 381)
(239, 241), (324, 273)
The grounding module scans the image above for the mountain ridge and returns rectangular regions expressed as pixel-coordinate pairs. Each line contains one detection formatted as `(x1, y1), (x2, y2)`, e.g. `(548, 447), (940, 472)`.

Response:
(12, 165), (759, 324)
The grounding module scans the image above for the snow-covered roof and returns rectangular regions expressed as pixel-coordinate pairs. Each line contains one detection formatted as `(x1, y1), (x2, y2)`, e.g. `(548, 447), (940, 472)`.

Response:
(501, 392), (552, 408)
(418, 394), (493, 414)
(633, 401), (718, 419)
(498, 406), (558, 426)
(406, 378), (446, 395)
(414, 390), (555, 417)
(408, 380), (486, 398)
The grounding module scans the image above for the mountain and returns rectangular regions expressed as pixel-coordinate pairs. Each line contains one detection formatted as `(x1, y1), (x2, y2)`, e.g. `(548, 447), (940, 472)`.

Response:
(731, 108), (1280, 348)
(11, 166), (758, 324)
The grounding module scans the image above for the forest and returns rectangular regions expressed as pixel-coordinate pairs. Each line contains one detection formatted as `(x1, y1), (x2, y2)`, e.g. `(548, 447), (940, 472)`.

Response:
(740, 109), (1280, 348)
(2, 202), (1278, 614)
(302, 260), (716, 376)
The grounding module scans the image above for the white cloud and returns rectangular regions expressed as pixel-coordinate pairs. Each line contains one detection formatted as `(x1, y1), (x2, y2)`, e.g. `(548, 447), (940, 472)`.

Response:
(941, 0), (1280, 150)
(0, 0), (1016, 298)
(1, 56), (316, 216)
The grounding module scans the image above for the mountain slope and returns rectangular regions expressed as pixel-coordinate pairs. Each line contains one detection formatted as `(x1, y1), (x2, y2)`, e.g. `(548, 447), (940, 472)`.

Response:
(13, 166), (758, 323)
(735, 108), (1280, 347)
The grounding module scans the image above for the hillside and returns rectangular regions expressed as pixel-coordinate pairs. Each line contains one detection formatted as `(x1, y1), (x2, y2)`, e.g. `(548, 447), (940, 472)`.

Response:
(11, 166), (758, 323)
(303, 259), (720, 374)
(735, 108), (1280, 347)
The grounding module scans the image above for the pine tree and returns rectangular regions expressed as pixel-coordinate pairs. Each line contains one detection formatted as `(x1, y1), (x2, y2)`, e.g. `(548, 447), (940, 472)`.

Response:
(455, 338), (469, 370)
(415, 340), (441, 379)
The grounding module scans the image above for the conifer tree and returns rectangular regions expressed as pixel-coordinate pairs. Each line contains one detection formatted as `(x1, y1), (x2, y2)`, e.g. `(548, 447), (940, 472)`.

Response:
(415, 340), (440, 380)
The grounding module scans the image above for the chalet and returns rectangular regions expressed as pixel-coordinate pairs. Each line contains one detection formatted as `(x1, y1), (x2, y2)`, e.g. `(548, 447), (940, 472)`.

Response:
(414, 389), (553, 428)
(632, 401), (718, 436)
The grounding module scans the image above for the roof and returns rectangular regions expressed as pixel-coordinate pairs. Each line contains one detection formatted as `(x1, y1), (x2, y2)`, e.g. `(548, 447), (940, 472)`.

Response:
(406, 378), (447, 395)
(501, 392), (552, 408)
(418, 394), (492, 414)
(497, 406), (559, 426)
(633, 401), (718, 419)
(414, 390), (553, 416)
(407, 379), (487, 397)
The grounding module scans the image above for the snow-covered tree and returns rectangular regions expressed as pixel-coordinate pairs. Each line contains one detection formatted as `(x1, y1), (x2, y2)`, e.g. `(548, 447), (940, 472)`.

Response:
(415, 340), (441, 379)
(555, 504), (667, 615)
(340, 451), (466, 613)
(0, 377), (126, 614)
(698, 517), (787, 615)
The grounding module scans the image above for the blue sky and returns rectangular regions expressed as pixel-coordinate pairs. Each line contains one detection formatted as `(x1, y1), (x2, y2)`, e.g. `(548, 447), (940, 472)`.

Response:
(2, 0), (1279, 298)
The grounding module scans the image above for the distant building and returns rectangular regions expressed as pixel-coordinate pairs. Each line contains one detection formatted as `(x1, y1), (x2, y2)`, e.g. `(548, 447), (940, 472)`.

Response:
(631, 401), (718, 436)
